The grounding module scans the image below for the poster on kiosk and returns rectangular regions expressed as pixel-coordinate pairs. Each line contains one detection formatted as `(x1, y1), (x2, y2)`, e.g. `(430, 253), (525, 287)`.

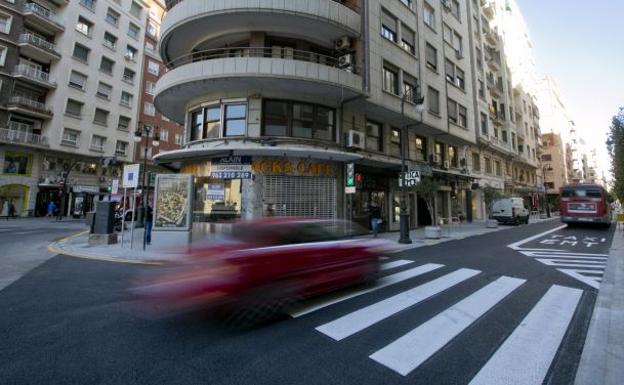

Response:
(153, 174), (193, 232)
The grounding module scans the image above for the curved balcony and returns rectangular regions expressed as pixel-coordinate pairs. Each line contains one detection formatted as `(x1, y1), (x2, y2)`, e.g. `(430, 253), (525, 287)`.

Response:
(160, 0), (361, 63)
(154, 48), (364, 123)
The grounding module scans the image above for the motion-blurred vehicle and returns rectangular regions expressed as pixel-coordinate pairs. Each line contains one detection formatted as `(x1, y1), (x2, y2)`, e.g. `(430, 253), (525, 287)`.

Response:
(491, 197), (530, 225)
(560, 184), (611, 226)
(132, 219), (390, 323)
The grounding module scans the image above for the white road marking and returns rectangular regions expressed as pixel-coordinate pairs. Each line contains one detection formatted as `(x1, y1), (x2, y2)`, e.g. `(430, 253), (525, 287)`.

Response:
(522, 252), (607, 260)
(381, 260), (414, 271)
(507, 225), (567, 250)
(315, 268), (480, 341)
(536, 259), (606, 268)
(557, 270), (601, 289)
(468, 285), (582, 385)
(369, 276), (526, 376)
(289, 263), (444, 318)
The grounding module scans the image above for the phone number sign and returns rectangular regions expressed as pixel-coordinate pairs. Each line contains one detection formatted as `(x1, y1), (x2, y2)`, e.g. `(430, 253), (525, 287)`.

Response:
(210, 156), (253, 179)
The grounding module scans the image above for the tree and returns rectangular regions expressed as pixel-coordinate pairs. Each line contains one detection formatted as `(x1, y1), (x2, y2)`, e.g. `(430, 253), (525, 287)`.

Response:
(414, 177), (440, 226)
(482, 186), (501, 219)
(607, 108), (624, 202)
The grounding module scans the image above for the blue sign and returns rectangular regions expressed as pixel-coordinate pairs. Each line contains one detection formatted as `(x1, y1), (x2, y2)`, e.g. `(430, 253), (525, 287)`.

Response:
(211, 171), (252, 179)
(210, 156), (253, 179)
(206, 184), (225, 201)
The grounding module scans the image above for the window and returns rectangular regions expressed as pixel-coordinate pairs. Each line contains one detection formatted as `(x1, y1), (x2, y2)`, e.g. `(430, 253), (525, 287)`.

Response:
(0, 45), (6, 66)
(62, 128), (80, 146)
(415, 136), (427, 161)
(159, 128), (168, 142)
(0, 13), (12, 34)
(445, 60), (465, 90)
(145, 81), (156, 94)
(145, 41), (156, 54)
(261, 100), (334, 141)
(382, 64), (398, 94)
(472, 153), (481, 172)
(130, 1), (142, 18)
(123, 68), (135, 83)
(400, 0), (412, 8)
(76, 16), (93, 37)
(480, 112), (488, 135)
(144, 102), (155, 116)
(118, 116), (131, 131)
(435, 142), (444, 162)
(478, 80), (485, 99)
(425, 43), (437, 71)
(424, 3), (435, 29)
(403, 73), (417, 102)
(447, 98), (458, 124)
(73, 43), (90, 62)
(65, 99), (83, 117)
(127, 23), (140, 40)
(456, 67), (465, 89)
(90, 135), (106, 151)
(495, 160), (502, 176)
(381, 10), (397, 42)
(69, 71), (87, 90)
(450, 0), (460, 20)
(542, 154), (552, 161)
(202, 106), (221, 139)
(225, 104), (247, 136)
(105, 8), (120, 26)
(502, 130), (508, 143)
(448, 145), (458, 167)
(120, 91), (132, 107)
(484, 157), (492, 174)
(125, 45), (137, 61)
(428, 87), (440, 114)
(443, 24), (453, 45)
(453, 32), (462, 54)
(400, 25), (415, 54)
(115, 141), (128, 156)
(147, 60), (159, 75)
(93, 108), (109, 125)
(458, 105), (467, 128)
(96, 82), (112, 99)
(100, 57), (114, 74)
(79, 0), (96, 11)
(190, 110), (203, 141)
(390, 128), (401, 157)
(174, 134), (183, 145)
(263, 100), (288, 136)
(445, 59), (455, 83)
(103, 32), (117, 50)
(366, 121), (383, 152)
(476, 47), (483, 70)
(147, 22), (157, 37)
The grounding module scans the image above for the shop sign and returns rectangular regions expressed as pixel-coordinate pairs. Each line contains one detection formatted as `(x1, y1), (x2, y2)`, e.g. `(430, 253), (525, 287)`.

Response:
(154, 174), (193, 231)
(414, 164), (433, 177)
(206, 184), (225, 201)
(251, 160), (336, 176)
(123, 164), (141, 188)
(73, 185), (100, 194)
(210, 156), (252, 179)
(399, 170), (421, 187)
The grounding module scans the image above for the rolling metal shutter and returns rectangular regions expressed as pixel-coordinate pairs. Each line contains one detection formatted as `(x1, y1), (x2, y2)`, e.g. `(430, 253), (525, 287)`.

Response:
(263, 175), (336, 219)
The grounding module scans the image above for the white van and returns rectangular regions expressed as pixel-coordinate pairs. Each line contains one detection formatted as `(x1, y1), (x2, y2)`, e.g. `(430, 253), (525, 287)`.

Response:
(491, 197), (529, 225)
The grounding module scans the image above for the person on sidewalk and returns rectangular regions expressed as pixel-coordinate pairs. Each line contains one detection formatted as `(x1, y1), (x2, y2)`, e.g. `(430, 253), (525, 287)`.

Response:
(7, 201), (15, 220)
(46, 201), (57, 219)
(370, 202), (382, 238)
(144, 203), (154, 245)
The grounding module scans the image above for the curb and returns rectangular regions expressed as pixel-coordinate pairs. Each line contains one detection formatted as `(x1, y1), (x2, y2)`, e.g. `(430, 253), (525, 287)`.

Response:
(47, 231), (163, 266)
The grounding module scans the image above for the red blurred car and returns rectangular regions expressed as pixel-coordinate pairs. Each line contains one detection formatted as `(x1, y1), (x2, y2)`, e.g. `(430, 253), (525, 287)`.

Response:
(133, 219), (390, 321)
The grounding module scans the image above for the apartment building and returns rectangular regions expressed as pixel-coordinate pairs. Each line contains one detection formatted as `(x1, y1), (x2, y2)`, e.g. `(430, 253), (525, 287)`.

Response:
(0, 0), (147, 217)
(134, 0), (184, 168)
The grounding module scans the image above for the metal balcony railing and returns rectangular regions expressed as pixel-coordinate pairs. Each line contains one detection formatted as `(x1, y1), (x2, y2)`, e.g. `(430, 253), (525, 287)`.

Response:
(0, 127), (48, 146)
(9, 96), (52, 114)
(165, 47), (358, 74)
(23, 3), (63, 27)
(165, 0), (361, 13)
(19, 33), (60, 55)
(12, 64), (56, 86)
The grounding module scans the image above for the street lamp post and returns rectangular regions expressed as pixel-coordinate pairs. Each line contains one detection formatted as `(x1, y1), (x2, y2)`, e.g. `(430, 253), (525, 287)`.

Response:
(399, 85), (425, 244)
(134, 124), (160, 251)
(542, 164), (553, 218)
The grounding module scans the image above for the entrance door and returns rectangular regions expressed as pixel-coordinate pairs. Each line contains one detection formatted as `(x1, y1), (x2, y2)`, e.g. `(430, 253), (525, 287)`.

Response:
(417, 196), (432, 226)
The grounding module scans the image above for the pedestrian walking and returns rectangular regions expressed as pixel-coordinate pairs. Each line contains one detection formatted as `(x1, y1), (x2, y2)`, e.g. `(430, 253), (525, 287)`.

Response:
(7, 201), (16, 220)
(370, 202), (382, 238)
(46, 201), (57, 219)
(144, 203), (153, 245)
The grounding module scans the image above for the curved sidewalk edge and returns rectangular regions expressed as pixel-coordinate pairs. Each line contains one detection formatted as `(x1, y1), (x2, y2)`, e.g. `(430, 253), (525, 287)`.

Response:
(574, 230), (624, 385)
(48, 231), (164, 266)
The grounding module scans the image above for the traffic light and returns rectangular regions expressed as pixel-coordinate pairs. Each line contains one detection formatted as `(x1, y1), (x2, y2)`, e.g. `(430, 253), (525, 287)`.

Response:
(355, 173), (363, 188)
(346, 163), (355, 187)
(107, 184), (112, 193)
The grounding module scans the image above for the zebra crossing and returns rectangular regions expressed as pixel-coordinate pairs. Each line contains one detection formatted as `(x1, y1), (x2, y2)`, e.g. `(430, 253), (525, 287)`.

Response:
(515, 249), (607, 289)
(290, 259), (584, 383)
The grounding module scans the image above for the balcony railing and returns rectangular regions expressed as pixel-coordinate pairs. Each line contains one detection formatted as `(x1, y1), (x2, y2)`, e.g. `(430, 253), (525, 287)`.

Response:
(19, 33), (60, 55)
(165, 0), (361, 13)
(165, 47), (358, 73)
(9, 96), (52, 114)
(0, 127), (48, 146)
(23, 2), (63, 26)
(12, 64), (56, 86)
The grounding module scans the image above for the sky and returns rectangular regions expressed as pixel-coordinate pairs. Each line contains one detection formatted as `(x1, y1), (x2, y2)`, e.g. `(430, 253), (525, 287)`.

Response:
(518, 0), (624, 181)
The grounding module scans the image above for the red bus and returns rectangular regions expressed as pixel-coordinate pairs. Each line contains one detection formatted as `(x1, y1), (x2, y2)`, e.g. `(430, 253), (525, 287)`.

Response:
(560, 184), (611, 226)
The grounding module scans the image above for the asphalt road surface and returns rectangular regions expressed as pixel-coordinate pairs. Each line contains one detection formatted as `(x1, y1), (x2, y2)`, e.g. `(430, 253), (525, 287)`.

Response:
(0, 220), (615, 385)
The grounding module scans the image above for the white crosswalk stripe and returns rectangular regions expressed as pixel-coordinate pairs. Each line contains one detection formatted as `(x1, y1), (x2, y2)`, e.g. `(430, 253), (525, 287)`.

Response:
(316, 268), (480, 341)
(370, 276), (525, 376)
(380, 260), (414, 271)
(517, 249), (607, 289)
(468, 285), (582, 385)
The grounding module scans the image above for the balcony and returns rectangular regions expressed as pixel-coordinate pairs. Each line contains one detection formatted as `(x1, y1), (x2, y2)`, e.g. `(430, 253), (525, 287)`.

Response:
(12, 65), (57, 89)
(490, 80), (504, 97)
(159, 0), (361, 63)
(0, 127), (48, 147)
(7, 96), (53, 119)
(485, 27), (499, 45)
(154, 47), (363, 123)
(22, 3), (64, 34)
(18, 33), (61, 63)
(483, 1), (495, 19)
(486, 49), (501, 71)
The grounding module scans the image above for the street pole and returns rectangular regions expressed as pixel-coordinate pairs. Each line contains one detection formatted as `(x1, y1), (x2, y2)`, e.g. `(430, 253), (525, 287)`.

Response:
(399, 93), (412, 244)
(543, 165), (551, 218)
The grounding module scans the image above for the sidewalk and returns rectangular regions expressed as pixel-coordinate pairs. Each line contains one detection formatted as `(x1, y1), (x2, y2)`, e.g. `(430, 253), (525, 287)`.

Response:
(574, 228), (624, 385)
(49, 216), (558, 263)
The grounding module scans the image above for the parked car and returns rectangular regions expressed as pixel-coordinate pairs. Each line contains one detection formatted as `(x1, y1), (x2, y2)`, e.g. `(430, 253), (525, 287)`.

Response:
(131, 218), (391, 323)
(491, 197), (530, 225)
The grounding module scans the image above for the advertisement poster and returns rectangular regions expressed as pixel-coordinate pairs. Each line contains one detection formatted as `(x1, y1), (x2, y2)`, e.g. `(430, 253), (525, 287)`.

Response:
(206, 184), (225, 201)
(154, 174), (192, 231)
(3, 152), (32, 176)
(210, 156), (252, 179)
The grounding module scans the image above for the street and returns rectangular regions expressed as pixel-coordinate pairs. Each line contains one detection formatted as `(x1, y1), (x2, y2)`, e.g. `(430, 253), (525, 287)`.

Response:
(0, 220), (616, 385)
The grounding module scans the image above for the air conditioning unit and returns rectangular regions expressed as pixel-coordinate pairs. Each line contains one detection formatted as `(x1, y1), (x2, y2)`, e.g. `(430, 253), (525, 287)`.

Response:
(335, 36), (351, 51)
(346, 129), (365, 149)
(455, 49), (463, 60)
(338, 53), (353, 70)
(99, 176), (107, 182)
(124, 53), (134, 60)
(431, 154), (441, 165)
(441, 0), (451, 11)
(443, 160), (450, 169)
